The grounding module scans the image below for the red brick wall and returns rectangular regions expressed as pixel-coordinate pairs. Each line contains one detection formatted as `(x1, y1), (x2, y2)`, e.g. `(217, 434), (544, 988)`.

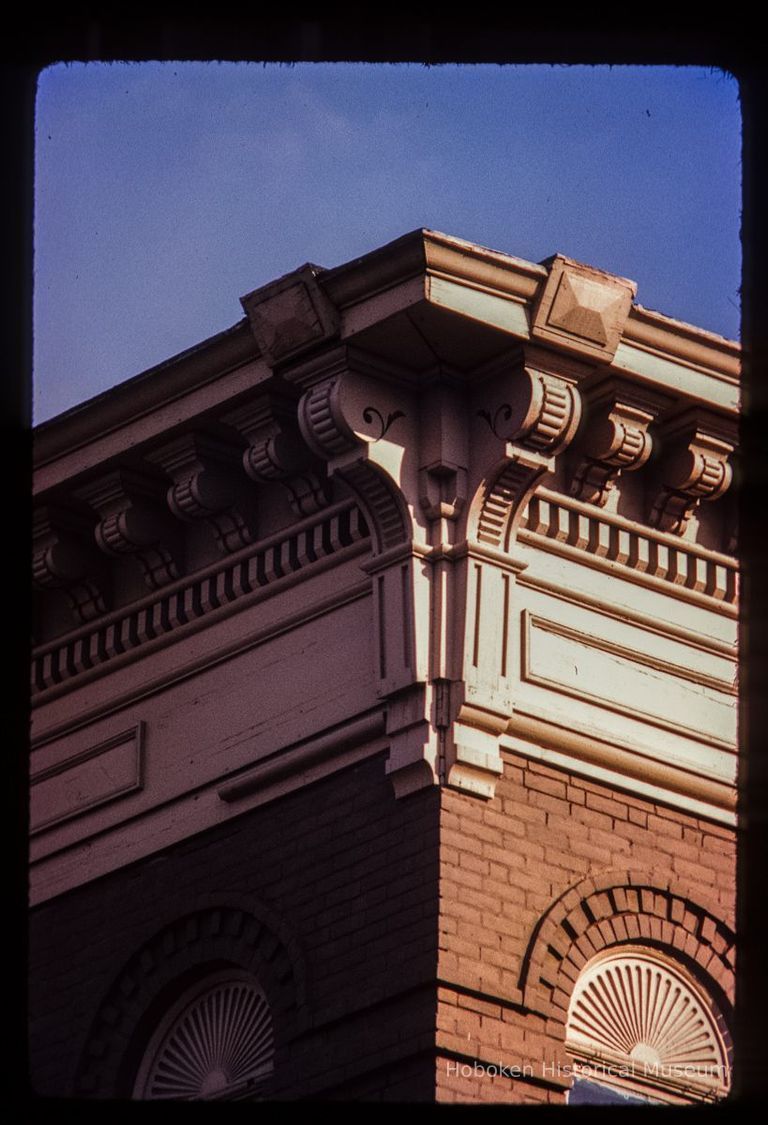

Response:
(29, 747), (735, 1103)
(29, 753), (440, 1101)
(435, 749), (736, 1104)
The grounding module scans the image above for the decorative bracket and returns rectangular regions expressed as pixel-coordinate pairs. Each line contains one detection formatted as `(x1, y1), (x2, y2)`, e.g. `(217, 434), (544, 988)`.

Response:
(477, 349), (584, 458)
(569, 380), (667, 507)
(76, 469), (182, 590)
(475, 346), (588, 552)
(649, 410), (736, 536)
(282, 347), (412, 554)
(225, 394), (331, 518)
(418, 461), (467, 523)
(33, 504), (108, 623)
(147, 431), (259, 553)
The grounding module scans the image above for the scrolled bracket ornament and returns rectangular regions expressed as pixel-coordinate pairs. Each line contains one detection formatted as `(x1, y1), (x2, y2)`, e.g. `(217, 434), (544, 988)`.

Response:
(361, 406), (405, 441)
(76, 470), (182, 591)
(478, 366), (582, 457)
(650, 413), (735, 536)
(570, 389), (660, 507)
(477, 403), (514, 440)
(298, 377), (358, 461)
(33, 505), (109, 622)
(474, 365), (584, 552)
(296, 376), (410, 553)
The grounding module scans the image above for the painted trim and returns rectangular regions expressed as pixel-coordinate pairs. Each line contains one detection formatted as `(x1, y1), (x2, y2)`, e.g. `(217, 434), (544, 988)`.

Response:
(516, 570), (737, 658)
(502, 713), (736, 820)
(30, 717), (390, 906)
(32, 577), (372, 748)
(30, 722), (144, 833)
(520, 489), (737, 613)
(520, 611), (736, 752)
(218, 710), (386, 801)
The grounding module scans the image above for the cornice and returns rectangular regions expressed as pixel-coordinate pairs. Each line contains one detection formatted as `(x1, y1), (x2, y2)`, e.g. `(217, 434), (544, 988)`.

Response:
(625, 304), (740, 383)
(31, 498), (370, 701)
(31, 229), (740, 820)
(320, 228), (546, 311)
(34, 230), (741, 490)
(34, 321), (256, 470)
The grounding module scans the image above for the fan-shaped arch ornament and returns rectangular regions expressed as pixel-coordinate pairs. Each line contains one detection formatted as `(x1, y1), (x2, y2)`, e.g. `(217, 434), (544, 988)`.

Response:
(566, 951), (731, 1100)
(134, 971), (275, 1100)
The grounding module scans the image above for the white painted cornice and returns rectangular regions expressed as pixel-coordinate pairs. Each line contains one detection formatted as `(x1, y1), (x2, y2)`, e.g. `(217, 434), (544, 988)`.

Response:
(34, 229), (739, 492)
(31, 231), (741, 903)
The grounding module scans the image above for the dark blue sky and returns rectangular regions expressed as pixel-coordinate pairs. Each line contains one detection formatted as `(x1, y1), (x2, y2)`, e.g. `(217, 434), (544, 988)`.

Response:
(34, 63), (741, 423)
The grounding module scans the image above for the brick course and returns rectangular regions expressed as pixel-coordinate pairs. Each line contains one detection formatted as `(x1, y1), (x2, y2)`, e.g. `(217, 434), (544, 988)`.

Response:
(435, 749), (736, 1104)
(29, 747), (736, 1103)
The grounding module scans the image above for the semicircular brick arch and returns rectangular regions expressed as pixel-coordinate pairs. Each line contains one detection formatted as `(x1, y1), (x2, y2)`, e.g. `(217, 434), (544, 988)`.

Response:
(520, 868), (735, 1033)
(73, 901), (306, 1100)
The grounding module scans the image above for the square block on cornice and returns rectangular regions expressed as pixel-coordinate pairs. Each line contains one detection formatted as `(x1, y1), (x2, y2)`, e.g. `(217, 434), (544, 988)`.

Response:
(532, 256), (637, 365)
(240, 264), (339, 367)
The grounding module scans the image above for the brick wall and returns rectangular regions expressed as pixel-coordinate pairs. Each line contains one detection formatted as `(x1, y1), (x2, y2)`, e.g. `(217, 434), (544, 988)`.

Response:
(29, 752), (440, 1101)
(29, 747), (736, 1103)
(435, 749), (736, 1104)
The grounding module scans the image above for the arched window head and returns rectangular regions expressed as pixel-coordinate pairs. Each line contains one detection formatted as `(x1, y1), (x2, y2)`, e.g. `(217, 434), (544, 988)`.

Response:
(133, 969), (275, 1100)
(565, 949), (731, 1105)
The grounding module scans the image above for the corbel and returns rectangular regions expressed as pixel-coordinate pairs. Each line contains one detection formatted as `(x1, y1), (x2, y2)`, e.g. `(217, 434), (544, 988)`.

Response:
(569, 379), (668, 507)
(75, 468), (182, 590)
(384, 682), (441, 799)
(283, 346), (413, 554)
(33, 504), (109, 622)
(240, 263), (339, 369)
(474, 345), (588, 552)
(477, 345), (586, 458)
(649, 409), (736, 536)
(452, 348), (591, 802)
(418, 461), (467, 523)
(224, 393), (331, 517)
(146, 430), (259, 553)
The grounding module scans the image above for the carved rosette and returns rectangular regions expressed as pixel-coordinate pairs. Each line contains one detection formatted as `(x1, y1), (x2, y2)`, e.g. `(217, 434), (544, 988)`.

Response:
(76, 469), (181, 590)
(650, 412), (735, 535)
(566, 951), (731, 1098)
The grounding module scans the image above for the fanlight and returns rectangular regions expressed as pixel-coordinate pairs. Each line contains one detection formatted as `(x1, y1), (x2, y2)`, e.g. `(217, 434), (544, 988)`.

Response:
(566, 950), (730, 1101)
(134, 970), (275, 1100)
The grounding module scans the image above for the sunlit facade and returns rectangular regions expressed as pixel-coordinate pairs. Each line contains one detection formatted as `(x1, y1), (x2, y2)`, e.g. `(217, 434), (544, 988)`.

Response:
(31, 230), (738, 1102)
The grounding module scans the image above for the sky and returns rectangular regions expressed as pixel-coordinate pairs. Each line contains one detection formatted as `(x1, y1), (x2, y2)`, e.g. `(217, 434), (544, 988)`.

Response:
(33, 63), (741, 425)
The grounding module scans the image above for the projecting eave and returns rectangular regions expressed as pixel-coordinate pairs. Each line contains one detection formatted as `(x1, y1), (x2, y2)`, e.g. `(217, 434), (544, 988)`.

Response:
(34, 229), (740, 496)
(321, 227), (546, 309)
(34, 319), (258, 472)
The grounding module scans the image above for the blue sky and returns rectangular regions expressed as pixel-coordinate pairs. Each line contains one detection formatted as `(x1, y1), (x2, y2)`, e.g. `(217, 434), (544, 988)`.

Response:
(34, 63), (741, 424)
